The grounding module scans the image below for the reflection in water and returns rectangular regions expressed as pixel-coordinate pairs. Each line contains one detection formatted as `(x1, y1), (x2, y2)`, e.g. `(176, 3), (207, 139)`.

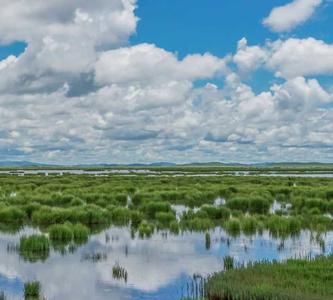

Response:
(0, 227), (332, 300)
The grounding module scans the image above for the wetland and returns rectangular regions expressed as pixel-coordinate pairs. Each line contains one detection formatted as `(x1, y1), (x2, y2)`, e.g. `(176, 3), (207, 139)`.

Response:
(0, 170), (332, 299)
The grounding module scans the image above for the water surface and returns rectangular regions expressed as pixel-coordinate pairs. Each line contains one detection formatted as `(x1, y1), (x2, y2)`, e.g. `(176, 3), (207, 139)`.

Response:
(0, 227), (332, 300)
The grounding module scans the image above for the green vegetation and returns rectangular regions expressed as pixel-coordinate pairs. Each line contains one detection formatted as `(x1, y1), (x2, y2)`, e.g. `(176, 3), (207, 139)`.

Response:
(0, 173), (331, 239)
(19, 235), (50, 262)
(48, 223), (89, 243)
(206, 255), (333, 300)
(0, 169), (331, 299)
(72, 223), (90, 242)
(48, 224), (73, 242)
(112, 263), (128, 283)
(223, 256), (235, 271)
(138, 221), (154, 238)
(24, 281), (41, 299)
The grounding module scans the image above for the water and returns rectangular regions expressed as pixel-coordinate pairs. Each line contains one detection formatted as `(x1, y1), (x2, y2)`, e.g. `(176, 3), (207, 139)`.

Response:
(1, 169), (333, 178)
(269, 200), (292, 214)
(0, 227), (332, 300)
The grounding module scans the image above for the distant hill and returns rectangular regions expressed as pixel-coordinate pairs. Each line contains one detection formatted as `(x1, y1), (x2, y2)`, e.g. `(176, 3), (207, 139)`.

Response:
(0, 161), (48, 167)
(0, 160), (331, 168)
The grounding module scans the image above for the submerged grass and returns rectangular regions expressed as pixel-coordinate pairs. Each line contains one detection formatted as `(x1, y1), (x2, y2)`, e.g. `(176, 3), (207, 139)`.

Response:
(206, 255), (333, 300)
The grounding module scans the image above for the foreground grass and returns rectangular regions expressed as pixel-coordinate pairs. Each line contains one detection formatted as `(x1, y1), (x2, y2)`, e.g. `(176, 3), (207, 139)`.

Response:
(206, 255), (333, 300)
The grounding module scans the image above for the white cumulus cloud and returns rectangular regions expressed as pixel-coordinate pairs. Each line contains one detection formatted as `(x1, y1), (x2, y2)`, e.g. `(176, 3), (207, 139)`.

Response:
(95, 43), (228, 85)
(267, 38), (333, 78)
(0, 1), (332, 163)
(263, 0), (322, 32)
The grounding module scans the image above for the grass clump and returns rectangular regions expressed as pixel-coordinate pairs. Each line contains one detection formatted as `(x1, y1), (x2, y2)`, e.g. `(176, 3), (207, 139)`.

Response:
(248, 197), (270, 214)
(19, 235), (50, 262)
(112, 263), (128, 283)
(110, 207), (131, 225)
(138, 221), (154, 238)
(169, 221), (180, 234)
(241, 217), (257, 235)
(226, 197), (249, 213)
(72, 223), (89, 242)
(206, 255), (333, 300)
(24, 281), (40, 299)
(48, 223), (73, 242)
(155, 211), (176, 227)
(0, 207), (26, 224)
(225, 219), (241, 236)
(130, 211), (144, 228)
(201, 205), (231, 221)
(266, 215), (301, 237)
(48, 223), (90, 244)
(182, 217), (214, 231)
(142, 201), (172, 219)
(227, 196), (270, 214)
(223, 255), (234, 271)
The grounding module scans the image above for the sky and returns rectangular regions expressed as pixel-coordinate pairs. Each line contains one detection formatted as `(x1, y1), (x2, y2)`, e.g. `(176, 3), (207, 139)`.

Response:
(0, 0), (332, 164)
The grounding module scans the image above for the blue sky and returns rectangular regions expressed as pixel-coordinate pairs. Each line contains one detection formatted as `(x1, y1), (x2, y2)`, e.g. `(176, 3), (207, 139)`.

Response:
(2, 1), (333, 60)
(131, 0), (333, 92)
(132, 0), (333, 54)
(0, 0), (332, 164)
(0, 42), (26, 60)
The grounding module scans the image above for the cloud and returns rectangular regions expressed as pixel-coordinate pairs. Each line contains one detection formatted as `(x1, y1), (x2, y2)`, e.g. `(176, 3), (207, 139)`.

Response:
(0, 55), (17, 71)
(0, 0), (138, 94)
(0, 0), (137, 47)
(233, 37), (333, 79)
(95, 43), (228, 86)
(272, 76), (331, 113)
(0, 1), (332, 163)
(266, 38), (333, 78)
(263, 0), (322, 32)
(233, 38), (267, 74)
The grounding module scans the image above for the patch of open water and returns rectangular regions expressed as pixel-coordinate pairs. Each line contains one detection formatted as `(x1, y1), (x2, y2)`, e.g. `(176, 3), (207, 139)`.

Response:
(0, 227), (332, 300)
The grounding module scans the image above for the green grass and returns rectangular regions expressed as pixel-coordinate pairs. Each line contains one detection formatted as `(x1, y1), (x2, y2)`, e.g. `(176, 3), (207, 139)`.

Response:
(138, 221), (154, 238)
(19, 235), (50, 262)
(48, 223), (90, 244)
(206, 255), (333, 300)
(48, 223), (73, 242)
(0, 173), (331, 237)
(24, 281), (41, 299)
(72, 223), (90, 242)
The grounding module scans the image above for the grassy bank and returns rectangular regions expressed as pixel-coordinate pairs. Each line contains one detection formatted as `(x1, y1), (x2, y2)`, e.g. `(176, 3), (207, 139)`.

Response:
(206, 255), (333, 300)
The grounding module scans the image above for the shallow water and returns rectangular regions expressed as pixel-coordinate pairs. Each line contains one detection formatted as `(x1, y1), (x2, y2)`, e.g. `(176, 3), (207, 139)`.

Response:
(1, 169), (333, 178)
(0, 227), (332, 300)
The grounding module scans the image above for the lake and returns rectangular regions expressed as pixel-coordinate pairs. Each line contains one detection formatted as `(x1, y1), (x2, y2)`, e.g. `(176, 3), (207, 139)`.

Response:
(0, 227), (332, 300)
